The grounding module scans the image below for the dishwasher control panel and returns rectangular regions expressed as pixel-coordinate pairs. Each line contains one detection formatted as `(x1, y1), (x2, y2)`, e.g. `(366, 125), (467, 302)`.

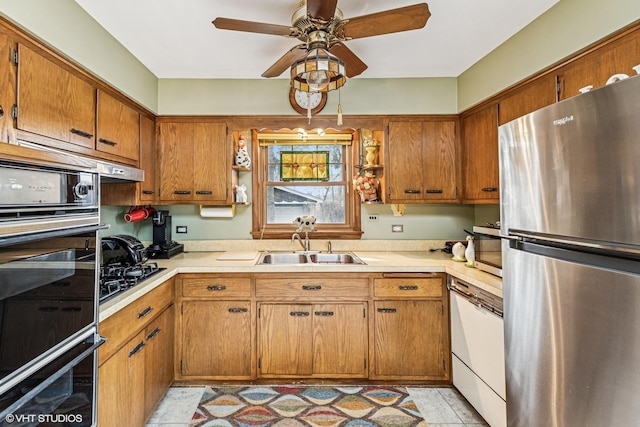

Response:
(448, 277), (503, 317)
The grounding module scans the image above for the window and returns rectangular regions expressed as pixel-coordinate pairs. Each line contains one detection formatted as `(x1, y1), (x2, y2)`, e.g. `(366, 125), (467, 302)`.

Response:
(251, 129), (362, 239)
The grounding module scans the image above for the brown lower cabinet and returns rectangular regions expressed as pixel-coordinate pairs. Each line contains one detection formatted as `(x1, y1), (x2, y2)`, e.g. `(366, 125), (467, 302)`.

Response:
(98, 278), (174, 426)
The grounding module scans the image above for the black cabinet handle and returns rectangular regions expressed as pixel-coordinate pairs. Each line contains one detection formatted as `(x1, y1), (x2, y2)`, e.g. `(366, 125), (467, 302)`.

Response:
(146, 327), (161, 340)
(196, 190), (213, 195)
(128, 341), (146, 357)
(142, 190), (155, 195)
(228, 307), (248, 313)
(398, 285), (419, 291)
(482, 187), (498, 192)
(302, 285), (321, 291)
(314, 311), (334, 316)
(425, 189), (443, 194)
(174, 190), (192, 195)
(137, 306), (153, 319)
(377, 308), (397, 313)
(290, 311), (310, 317)
(207, 285), (227, 291)
(99, 138), (118, 147)
(404, 189), (420, 194)
(70, 128), (93, 138)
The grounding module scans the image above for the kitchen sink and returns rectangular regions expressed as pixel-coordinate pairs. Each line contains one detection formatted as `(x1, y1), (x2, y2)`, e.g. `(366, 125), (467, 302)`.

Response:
(256, 252), (365, 265)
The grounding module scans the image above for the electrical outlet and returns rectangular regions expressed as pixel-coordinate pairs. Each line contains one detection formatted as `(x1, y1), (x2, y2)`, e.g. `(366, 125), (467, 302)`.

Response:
(176, 226), (188, 234)
(368, 214), (379, 222)
(391, 224), (404, 233)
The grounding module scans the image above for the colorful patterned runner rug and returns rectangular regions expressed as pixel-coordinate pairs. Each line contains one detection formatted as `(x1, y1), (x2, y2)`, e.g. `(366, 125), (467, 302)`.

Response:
(190, 385), (428, 427)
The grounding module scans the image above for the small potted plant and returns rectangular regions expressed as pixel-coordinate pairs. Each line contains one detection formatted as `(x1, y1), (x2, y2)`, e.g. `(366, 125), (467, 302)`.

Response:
(353, 172), (380, 202)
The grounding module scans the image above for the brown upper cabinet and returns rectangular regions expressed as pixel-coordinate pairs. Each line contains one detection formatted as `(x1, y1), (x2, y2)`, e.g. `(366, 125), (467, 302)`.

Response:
(498, 74), (558, 126)
(96, 90), (140, 161)
(557, 26), (640, 100)
(386, 119), (458, 203)
(17, 43), (96, 150)
(460, 104), (499, 204)
(157, 120), (231, 204)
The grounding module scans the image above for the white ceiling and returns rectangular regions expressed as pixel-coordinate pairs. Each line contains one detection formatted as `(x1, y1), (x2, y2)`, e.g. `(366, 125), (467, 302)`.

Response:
(73, 0), (559, 80)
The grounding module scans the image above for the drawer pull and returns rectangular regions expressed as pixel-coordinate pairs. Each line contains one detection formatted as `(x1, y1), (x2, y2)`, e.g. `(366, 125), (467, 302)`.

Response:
(146, 327), (161, 340)
(302, 285), (321, 291)
(290, 311), (310, 317)
(174, 190), (192, 195)
(196, 190), (213, 195)
(314, 311), (334, 317)
(425, 189), (443, 194)
(228, 307), (248, 313)
(377, 308), (397, 313)
(398, 285), (419, 291)
(70, 128), (93, 139)
(128, 341), (146, 357)
(142, 190), (155, 195)
(481, 187), (498, 192)
(137, 306), (153, 319)
(99, 138), (118, 147)
(404, 189), (420, 194)
(207, 285), (227, 291)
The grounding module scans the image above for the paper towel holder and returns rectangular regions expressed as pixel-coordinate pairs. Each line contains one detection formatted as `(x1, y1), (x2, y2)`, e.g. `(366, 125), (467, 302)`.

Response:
(199, 205), (236, 218)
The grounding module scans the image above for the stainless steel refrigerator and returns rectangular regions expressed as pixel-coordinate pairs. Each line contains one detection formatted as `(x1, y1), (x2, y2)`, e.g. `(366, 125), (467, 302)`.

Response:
(499, 74), (640, 427)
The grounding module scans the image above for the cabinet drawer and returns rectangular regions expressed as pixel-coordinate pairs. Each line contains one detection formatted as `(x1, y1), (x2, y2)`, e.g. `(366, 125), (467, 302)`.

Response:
(182, 277), (251, 298)
(99, 278), (174, 365)
(374, 278), (443, 298)
(255, 278), (369, 298)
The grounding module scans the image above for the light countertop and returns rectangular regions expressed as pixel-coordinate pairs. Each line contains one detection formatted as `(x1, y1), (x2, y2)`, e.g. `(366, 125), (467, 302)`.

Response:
(99, 250), (502, 321)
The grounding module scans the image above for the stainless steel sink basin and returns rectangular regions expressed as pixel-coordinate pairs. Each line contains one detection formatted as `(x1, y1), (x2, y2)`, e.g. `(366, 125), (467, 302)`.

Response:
(258, 253), (310, 264)
(256, 252), (365, 265)
(309, 253), (365, 264)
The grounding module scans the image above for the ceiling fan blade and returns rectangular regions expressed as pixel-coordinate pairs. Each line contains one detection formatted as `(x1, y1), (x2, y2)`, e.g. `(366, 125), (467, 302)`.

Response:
(213, 17), (298, 37)
(329, 43), (367, 78)
(339, 3), (431, 40)
(262, 45), (308, 78)
(306, 0), (338, 22)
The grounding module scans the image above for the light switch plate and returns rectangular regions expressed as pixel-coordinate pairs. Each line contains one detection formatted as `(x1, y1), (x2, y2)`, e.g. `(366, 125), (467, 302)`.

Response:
(176, 226), (188, 233)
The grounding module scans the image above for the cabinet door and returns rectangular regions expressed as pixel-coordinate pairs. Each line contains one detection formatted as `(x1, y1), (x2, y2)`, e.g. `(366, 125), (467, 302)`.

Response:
(98, 331), (146, 427)
(258, 304), (313, 376)
(158, 121), (229, 202)
(17, 44), (95, 149)
(181, 300), (252, 378)
(373, 300), (445, 379)
(422, 120), (457, 201)
(0, 34), (16, 144)
(558, 29), (640, 100)
(461, 104), (499, 203)
(312, 303), (367, 376)
(96, 89), (140, 161)
(144, 305), (174, 420)
(387, 121), (425, 201)
(139, 115), (157, 203)
(499, 74), (558, 125)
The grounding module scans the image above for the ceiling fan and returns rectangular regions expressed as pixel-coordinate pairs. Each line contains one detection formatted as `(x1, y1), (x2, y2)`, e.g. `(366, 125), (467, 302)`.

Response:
(212, 1), (431, 82)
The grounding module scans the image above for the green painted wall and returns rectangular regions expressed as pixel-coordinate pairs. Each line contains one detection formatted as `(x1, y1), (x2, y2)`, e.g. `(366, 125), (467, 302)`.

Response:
(458, 0), (640, 109)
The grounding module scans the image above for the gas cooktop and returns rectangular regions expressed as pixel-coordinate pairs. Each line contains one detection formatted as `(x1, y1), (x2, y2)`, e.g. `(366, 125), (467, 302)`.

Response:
(99, 262), (165, 303)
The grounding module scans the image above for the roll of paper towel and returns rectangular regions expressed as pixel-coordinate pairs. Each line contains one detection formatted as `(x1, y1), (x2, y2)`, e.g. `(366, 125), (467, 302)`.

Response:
(199, 205), (235, 218)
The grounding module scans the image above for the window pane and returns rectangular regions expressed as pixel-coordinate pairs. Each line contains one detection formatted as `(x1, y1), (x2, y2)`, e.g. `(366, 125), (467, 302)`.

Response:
(266, 185), (346, 224)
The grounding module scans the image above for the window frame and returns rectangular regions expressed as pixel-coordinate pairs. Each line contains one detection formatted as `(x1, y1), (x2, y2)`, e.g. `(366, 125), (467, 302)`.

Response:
(250, 128), (363, 239)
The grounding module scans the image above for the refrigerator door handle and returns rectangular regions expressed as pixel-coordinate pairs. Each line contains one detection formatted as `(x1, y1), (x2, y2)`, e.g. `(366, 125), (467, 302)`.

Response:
(509, 230), (640, 256)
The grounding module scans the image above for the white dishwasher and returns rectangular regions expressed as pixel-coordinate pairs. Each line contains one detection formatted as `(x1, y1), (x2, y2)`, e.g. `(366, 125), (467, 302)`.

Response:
(449, 277), (506, 427)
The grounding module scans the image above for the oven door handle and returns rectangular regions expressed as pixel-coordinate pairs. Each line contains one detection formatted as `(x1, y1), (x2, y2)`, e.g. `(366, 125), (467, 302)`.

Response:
(0, 223), (109, 246)
(0, 335), (105, 420)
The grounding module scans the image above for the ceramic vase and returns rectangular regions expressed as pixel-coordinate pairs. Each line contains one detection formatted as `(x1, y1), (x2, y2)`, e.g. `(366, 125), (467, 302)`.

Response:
(465, 237), (475, 267)
(365, 146), (377, 166)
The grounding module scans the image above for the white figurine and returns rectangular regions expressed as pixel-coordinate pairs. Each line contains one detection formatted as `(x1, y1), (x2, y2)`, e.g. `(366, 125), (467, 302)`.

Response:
(235, 184), (248, 204)
(452, 242), (466, 262)
(235, 136), (251, 169)
(465, 235), (475, 267)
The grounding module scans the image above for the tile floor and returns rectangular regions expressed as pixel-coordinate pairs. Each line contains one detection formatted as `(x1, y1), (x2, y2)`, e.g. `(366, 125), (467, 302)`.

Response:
(145, 386), (489, 427)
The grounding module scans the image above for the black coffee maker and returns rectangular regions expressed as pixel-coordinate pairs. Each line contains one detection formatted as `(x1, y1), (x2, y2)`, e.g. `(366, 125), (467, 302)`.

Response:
(147, 210), (184, 259)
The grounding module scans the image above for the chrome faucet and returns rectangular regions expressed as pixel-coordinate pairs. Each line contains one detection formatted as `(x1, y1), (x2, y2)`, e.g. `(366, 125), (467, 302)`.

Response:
(291, 232), (310, 252)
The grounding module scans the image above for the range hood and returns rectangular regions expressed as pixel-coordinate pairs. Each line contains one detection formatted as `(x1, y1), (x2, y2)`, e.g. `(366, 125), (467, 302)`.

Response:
(16, 140), (144, 183)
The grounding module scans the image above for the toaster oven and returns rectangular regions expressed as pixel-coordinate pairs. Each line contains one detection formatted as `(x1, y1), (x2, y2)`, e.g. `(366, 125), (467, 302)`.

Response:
(473, 226), (502, 277)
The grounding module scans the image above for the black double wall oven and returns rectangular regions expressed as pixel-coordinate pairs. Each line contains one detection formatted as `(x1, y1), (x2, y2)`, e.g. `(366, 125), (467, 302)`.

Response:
(0, 160), (104, 426)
